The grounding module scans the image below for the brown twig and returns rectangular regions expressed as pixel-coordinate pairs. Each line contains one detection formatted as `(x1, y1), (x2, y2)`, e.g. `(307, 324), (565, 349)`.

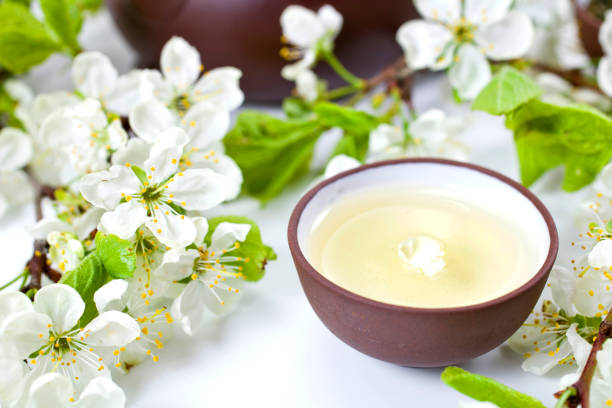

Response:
(554, 308), (612, 407)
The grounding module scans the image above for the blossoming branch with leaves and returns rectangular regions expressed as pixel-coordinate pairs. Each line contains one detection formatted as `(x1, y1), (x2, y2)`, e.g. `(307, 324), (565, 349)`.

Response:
(0, 19), (275, 408)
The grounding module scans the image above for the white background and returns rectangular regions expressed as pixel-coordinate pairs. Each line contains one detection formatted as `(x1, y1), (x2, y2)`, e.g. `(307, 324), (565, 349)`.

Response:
(0, 10), (588, 408)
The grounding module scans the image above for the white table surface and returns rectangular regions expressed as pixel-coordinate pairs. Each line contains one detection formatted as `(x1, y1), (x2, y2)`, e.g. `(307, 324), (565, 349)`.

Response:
(0, 10), (587, 408)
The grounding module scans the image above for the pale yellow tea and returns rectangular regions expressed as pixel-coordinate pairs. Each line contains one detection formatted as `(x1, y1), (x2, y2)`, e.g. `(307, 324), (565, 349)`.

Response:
(307, 186), (541, 308)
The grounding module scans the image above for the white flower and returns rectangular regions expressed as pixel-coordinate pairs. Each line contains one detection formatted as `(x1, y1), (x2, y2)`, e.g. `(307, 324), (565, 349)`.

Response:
(39, 99), (128, 177)
(94, 278), (174, 367)
(369, 110), (468, 161)
(0, 127), (34, 217)
(517, 0), (589, 70)
(536, 73), (612, 112)
(295, 69), (319, 102)
(127, 99), (242, 200)
(147, 37), (244, 116)
(597, 10), (612, 97)
(280, 4), (343, 79)
(558, 328), (612, 407)
(17, 373), (125, 408)
(158, 220), (251, 335)
(323, 154), (360, 179)
(0, 285), (139, 397)
(80, 128), (232, 248)
(397, 0), (534, 99)
(72, 51), (154, 116)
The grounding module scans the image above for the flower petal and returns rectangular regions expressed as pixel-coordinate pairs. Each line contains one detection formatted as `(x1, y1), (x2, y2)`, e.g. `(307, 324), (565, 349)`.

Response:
(0, 291), (33, 328)
(104, 70), (156, 116)
(549, 266), (576, 316)
(83, 311), (139, 347)
(597, 57), (612, 98)
(280, 5), (325, 48)
(28, 373), (73, 408)
(296, 69), (319, 102)
(0, 311), (50, 359)
(209, 222), (251, 254)
(143, 128), (187, 185)
(73, 377), (126, 408)
(0, 127), (32, 171)
(600, 10), (612, 56)
(171, 280), (207, 335)
(588, 239), (612, 269)
(166, 168), (231, 210)
(99, 200), (150, 240)
(324, 154), (360, 179)
(72, 52), (118, 100)
(160, 36), (201, 91)
(573, 267), (612, 316)
(521, 338), (571, 375)
(464, 0), (512, 25)
(565, 323), (590, 369)
(34, 284), (84, 333)
(128, 99), (175, 143)
(157, 249), (199, 281)
(73, 208), (105, 241)
(192, 67), (244, 111)
(414, 0), (460, 23)
(317, 5), (343, 34)
(189, 152), (243, 200)
(193, 216), (209, 245)
(396, 20), (453, 70)
(0, 357), (26, 402)
(148, 209), (196, 249)
(182, 102), (230, 149)
(111, 138), (151, 168)
(94, 280), (128, 314)
(448, 44), (492, 100)
(79, 165), (141, 210)
(477, 11), (534, 60)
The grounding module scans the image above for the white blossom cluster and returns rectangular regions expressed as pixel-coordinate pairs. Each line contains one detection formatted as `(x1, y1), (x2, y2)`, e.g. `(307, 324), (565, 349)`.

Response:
(0, 36), (258, 407)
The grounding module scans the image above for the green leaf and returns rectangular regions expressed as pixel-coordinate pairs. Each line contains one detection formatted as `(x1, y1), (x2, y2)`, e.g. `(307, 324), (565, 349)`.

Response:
(131, 165), (148, 185)
(59, 253), (109, 327)
(0, 3), (61, 73)
(40, 0), (82, 54)
(314, 102), (379, 135)
(441, 367), (546, 408)
(472, 66), (540, 115)
(331, 132), (369, 161)
(223, 111), (325, 202)
(283, 97), (312, 119)
(0, 81), (22, 128)
(205, 216), (276, 281)
(75, 0), (102, 12)
(94, 232), (136, 279)
(507, 99), (612, 191)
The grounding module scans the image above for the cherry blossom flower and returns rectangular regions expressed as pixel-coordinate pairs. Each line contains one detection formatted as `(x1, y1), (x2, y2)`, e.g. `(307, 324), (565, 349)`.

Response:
(94, 278), (174, 367)
(146, 37), (244, 117)
(536, 73), (611, 113)
(125, 99), (243, 200)
(0, 285), (139, 399)
(157, 219), (251, 335)
(39, 99), (128, 177)
(280, 4), (343, 80)
(397, 0), (534, 99)
(72, 51), (155, 116)
(79, 128), (233, 248)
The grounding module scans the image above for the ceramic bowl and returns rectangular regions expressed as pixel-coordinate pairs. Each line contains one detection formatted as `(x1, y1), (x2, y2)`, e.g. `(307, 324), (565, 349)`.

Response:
(287, 159), (558, 367)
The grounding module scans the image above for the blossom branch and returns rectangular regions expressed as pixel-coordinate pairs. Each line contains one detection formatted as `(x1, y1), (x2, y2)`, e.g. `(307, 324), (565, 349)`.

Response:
(555, 308), (612, 408)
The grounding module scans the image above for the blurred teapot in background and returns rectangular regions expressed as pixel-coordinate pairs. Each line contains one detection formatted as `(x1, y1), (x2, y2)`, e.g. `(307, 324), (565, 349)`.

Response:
(106, 0), (417, 102)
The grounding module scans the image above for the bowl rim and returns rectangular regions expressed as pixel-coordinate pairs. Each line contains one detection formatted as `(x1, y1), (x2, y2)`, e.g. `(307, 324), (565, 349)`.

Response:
(287, 158), (559, 314)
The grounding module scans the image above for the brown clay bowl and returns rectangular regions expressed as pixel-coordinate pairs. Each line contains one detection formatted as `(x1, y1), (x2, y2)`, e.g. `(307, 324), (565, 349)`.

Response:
(105, 0), (417, 102)
(287, 159), (558, 367)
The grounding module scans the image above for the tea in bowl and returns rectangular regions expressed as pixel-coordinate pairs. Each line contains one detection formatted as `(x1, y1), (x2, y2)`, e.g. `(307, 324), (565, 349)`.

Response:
(288, 158), (558, 367)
